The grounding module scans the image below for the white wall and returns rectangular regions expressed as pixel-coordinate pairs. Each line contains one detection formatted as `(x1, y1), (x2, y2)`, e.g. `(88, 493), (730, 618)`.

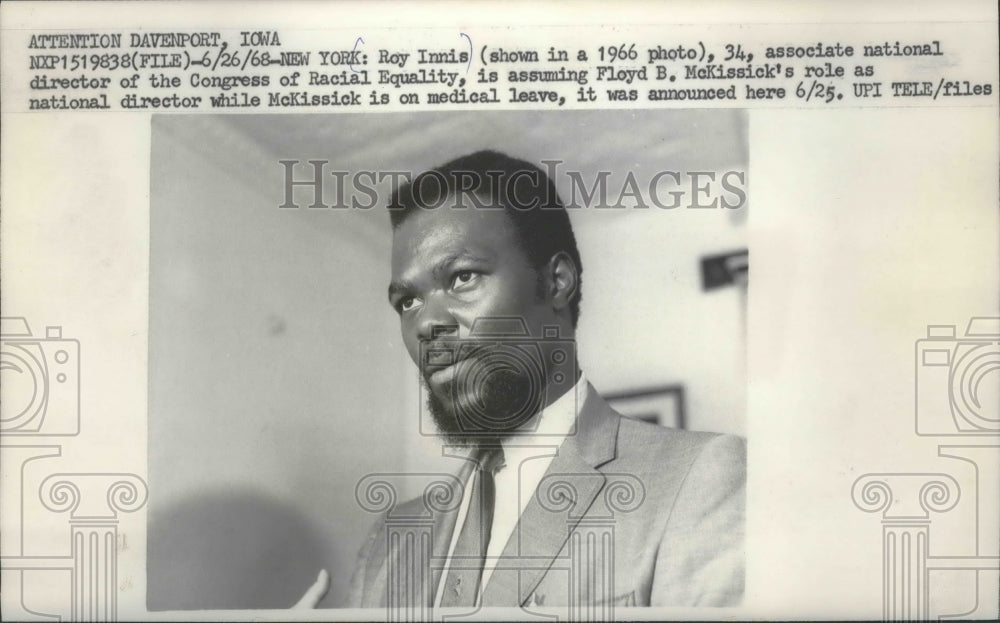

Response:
(149, 116), (410, 608)
(575, 205), (747, 436)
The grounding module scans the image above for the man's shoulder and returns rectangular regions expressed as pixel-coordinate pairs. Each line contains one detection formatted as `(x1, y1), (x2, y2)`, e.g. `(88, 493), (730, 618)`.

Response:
(618, 414), (746, 452)
(608, 411), (746, 490)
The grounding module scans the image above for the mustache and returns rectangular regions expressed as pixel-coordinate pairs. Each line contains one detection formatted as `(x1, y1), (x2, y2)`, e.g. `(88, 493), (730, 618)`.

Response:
(420, 340), (493, 375)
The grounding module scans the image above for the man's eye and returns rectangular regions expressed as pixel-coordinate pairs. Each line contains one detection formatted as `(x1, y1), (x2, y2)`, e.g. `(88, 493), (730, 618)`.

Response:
(399, 296), (419, 312)
(451, 271), (477, 289)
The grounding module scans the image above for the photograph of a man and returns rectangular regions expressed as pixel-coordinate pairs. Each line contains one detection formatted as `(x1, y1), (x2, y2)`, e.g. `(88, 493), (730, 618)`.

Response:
(345, 150), (746, 610)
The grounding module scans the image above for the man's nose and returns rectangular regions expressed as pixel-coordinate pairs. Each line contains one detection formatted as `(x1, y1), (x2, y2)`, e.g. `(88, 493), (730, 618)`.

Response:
(416, 297), (459, 342)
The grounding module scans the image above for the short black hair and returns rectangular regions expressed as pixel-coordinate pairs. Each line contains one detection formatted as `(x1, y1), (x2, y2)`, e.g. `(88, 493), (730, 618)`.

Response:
(388, 150), (583, 327)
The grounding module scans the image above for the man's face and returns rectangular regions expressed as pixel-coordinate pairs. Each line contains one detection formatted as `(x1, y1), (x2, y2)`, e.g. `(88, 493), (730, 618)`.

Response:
(389, 197), (559, 441)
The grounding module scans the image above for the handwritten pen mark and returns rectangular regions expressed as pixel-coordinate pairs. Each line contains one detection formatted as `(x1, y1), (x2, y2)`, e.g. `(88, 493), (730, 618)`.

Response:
(460, 32), (472, 73)
(349, 36), (365, 73)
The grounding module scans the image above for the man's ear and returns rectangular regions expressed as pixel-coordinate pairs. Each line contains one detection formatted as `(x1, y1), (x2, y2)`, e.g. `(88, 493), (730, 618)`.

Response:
(546, 251), (579, 313)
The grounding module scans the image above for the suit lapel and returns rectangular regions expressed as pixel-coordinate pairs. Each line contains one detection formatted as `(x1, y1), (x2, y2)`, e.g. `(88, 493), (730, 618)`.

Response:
(365, 456), (474, 608)
(481, 383), (621, 606)
(427, 461), (469, 606)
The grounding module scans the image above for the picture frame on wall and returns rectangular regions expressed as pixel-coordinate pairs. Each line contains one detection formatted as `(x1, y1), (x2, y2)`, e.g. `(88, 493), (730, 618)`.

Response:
(605, 384), (687, 430)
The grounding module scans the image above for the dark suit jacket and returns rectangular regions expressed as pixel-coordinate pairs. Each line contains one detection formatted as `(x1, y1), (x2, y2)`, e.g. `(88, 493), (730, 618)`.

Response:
(348, 383), (745, 611)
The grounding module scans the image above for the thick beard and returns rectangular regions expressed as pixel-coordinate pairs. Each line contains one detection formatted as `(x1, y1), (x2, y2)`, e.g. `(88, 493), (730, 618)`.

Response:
(424, 355), (543, 445)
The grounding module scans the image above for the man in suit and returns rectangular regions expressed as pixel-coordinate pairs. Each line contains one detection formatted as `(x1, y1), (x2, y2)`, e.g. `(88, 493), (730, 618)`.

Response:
(341, 150), (745, 613)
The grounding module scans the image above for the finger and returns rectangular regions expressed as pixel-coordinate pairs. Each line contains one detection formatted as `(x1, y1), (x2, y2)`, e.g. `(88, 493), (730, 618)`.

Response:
(292, 569), (330, 609)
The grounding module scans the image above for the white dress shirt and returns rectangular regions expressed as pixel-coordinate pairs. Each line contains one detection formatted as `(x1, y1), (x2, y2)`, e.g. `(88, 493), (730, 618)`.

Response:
(434, 373), (588, 607)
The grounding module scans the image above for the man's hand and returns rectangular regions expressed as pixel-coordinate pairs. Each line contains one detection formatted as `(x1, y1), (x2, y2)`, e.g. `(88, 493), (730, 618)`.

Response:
(293, 569), (330, 608)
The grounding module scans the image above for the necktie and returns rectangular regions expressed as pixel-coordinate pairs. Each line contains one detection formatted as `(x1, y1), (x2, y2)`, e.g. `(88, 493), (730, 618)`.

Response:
(440, 445), (505, 607)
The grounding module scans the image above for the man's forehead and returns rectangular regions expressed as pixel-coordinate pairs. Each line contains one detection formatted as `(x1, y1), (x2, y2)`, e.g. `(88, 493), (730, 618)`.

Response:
(391, 206), (514, 260)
